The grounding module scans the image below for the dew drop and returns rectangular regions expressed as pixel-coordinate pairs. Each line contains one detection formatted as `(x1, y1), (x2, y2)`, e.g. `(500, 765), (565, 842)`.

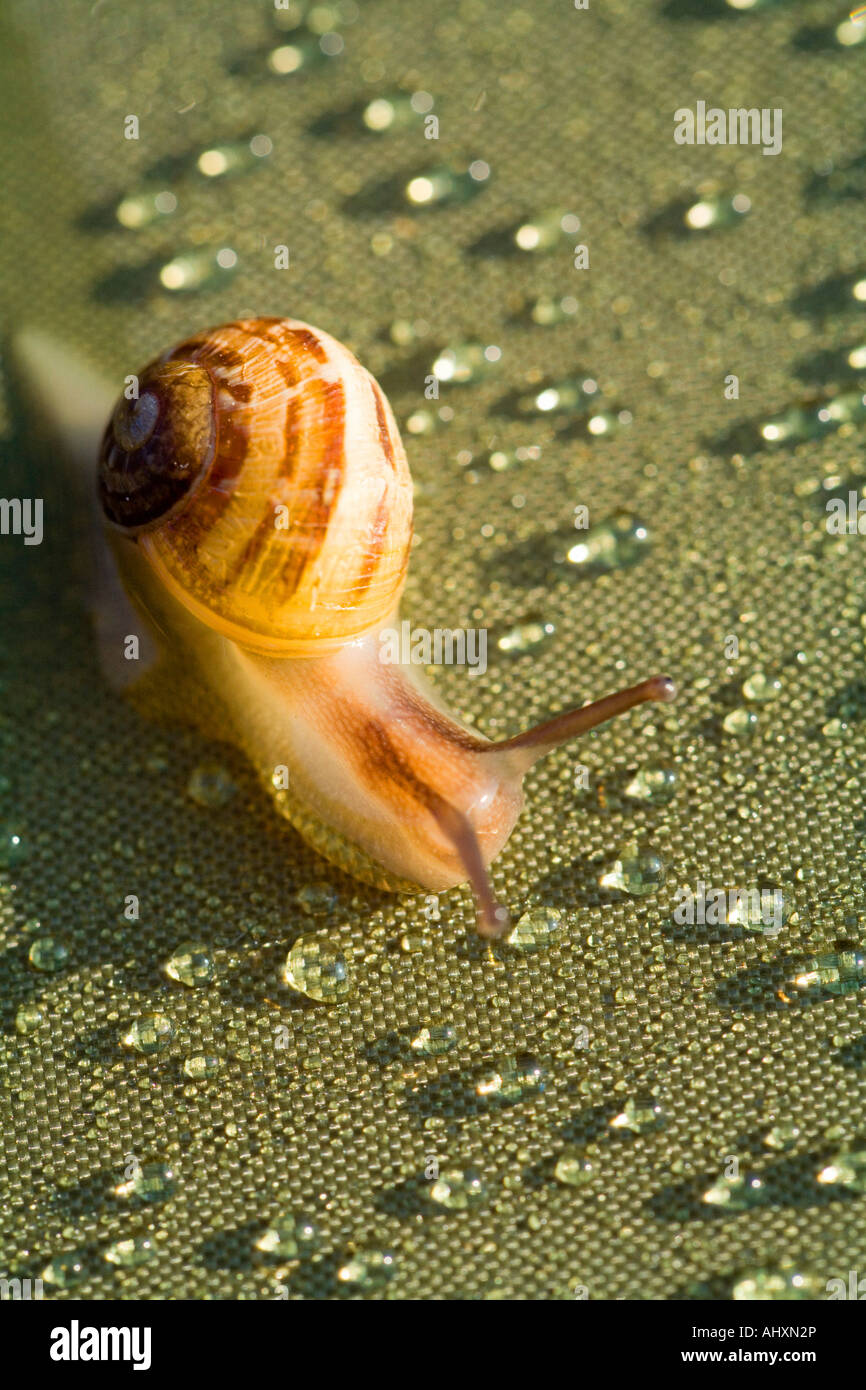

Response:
(115, 1161), (176, 1204)
(475, 1053), (545, 1104)
(512, 208), (580, 253)
(410, 1024), (459, 1056)
(183, 1054), (223, 1081)
(362, 92), (426, 133)
(760, 391), (866, 444)
(553, 1149), (597, 1187)
(623, 763), (678, 805)
(405, 159), (490, 208)
(609, 1093), (667, 1134)
(517, 377), (600, 418)
(123, 1012), (174, 1055)
(786, 944), (866, 999)
(731, 1266), (821, 1300)
(42, 1250), (89, 1288)
(722, 707), (759, 736)
(432, 342), (502, 385)
(295, 883), (338, 916)
(284, 935), (351, 1003)
(684, 192), (751, 231)
(337, 1248), (396, 1287)
(197, 136), (272, 178)
(566, 513), (650, 572)
(600, 841), (666, 896)
(742, 671), (782, 702)
(702, 1167), (765, 1209)
(428, 1167), (487, 1209)
(186, 761), (237, 807)
(159, 247), (238, 292)
(505, 905), (562, 952)
(817, 1143), (866, 1192)
(164, 941), (216, 987)
(496, 618), (555, 655)
(724, 885), (792, 934)
(527, 293), (579, 326)
(0, 825), (27, 869)
(763, 1121), (801, 1152)
(103, 1236), (157, 1268)
(116, 189), (178, 228)
(15, 1002), (44, 1034)
(28, 936), (68, 973)
(255, 1213), (320, 1259)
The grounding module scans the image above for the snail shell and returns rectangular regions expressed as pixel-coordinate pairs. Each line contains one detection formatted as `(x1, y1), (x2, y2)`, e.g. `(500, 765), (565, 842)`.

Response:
(98, 317), (676, 937)
(99, 317), (413, 653)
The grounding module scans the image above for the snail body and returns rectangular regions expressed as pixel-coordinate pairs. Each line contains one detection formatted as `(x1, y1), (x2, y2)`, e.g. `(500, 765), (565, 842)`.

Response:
(99, 318), (676, 937)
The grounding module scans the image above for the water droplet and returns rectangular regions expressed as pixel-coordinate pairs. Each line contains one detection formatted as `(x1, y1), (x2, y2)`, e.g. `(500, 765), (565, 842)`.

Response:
(584, 407), (633, 438)
(116, 188), (178, 228)
(123, 1012), (174, 1055)
(362, 91), (427, 132)
(527, 293), (579, 326)
(28, 936), (68, 973)
(15, 1002), (44, 1034)
(186, 761), (237, 807)
(405, 160), (490, 207)
(600, 842), (666, 896)
(267, 36), (328, 74)
(284, 935), (351, 1003)
(159, 247), (238, 292)
(197, 135), (272, 178)
(760, 391), (866, 443)
(42, 1250), (88, 1288)
(496, 618), (555, 655)
(512, 208), (580, 253)
(337, 1247), (396, 1287)
(0, 825), (27, 869)
(822, 717), (849, 740)
(295, 883), (338, 916)
(553, 1149), (598, 1187)
(432, 342), (502, 385)
(742, 671), (782, 702)
(609, 1093), (667, 1134)
(485, 444), (541, 470)
(164, 941), (216, 987)
(786, 944), (866, 999)
(475, 1054), (545, 1104)
(684, 192), (751, 231)
(517, 377), (600, 418)
(703, 1167), (765, 1209)
(722, 707), (759, 736)
(725, 885), (792, 934)
(566, 513), (650, 572)
(103, 1236), (156, 1268)
(817, 1142), (866, 1192)
(428, 1167), (487, 1210)
(731, 1266), (821, 1300)
(410, 1024), (459, 1056)
(115, 1160), (176, 1203)
(505, 905), (563, 952)
(183, 1054), (223, 1082)
(255, 1213), (320, 1259)
(763, 1122), (801, 1152)
(623, 763), (678, 805)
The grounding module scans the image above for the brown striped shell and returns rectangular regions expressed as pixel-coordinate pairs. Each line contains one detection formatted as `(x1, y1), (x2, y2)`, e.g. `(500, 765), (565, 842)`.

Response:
(98, 317), (414, 654)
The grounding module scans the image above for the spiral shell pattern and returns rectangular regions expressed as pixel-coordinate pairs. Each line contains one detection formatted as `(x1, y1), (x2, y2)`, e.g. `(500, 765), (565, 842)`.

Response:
(99, 317), (414, 654)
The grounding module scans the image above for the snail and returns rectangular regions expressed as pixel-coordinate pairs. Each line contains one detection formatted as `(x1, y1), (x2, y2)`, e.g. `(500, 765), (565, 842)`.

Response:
(96, 316), (676, 938)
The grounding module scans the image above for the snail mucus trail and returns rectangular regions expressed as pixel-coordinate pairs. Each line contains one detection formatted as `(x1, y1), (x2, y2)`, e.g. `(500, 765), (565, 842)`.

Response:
(98, 317), (676, 938)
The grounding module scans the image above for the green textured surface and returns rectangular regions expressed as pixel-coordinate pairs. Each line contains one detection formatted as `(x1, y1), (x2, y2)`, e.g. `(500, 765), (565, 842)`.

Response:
(1, 0), (866, 1300)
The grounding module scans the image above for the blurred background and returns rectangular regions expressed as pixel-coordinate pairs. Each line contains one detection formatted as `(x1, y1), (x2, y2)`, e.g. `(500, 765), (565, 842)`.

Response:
(1, 0), (866, 1302)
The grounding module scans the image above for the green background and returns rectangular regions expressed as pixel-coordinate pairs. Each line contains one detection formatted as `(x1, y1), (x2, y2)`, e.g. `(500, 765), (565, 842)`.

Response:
(1, 0), (865, 1300)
